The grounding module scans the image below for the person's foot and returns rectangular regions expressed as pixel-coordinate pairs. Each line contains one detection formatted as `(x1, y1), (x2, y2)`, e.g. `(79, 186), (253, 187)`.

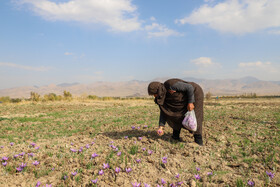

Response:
(171, 135), (183, 142)
(194, 134), (203, 146)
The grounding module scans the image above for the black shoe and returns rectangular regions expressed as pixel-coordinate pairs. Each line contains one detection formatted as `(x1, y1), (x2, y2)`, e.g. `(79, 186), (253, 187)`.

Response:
(194, 134), (203, 146)
(171, 136), (183, 142)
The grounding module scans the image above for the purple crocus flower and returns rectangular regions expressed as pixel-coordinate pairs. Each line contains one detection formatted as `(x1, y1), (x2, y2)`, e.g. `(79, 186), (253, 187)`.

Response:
(207, 171), (213, 176)
(126, 168), (132, 173)
(175, 173), (180, 178)
(63, 175), (67, 180)
(131, 182), (141, 187)
(33, 161), (40, 166)
(45, 184), (52, 187)
(161, 178), (166, 185)
(157, 185), (163, 187)
(103, 163), (110, 169)
(35, 146), (40, 150)
(20, 163), (27, 168)
(247, 180), (255, 186)
(137, 127), (140, 129)
(2, 162), (7, 166)
(36, 181), (41, 187)
(2, 156), (8, 161)
(144, 184), (150, 187)
(194, 174), (201, 180)
(85, 144), (90, 149)
(16, 167), (22, 172)
(70, 148), (77, 153)
(148, 150), (153, 155)
(196, 167), (200, 171)
(19, 152), (25, 156)
(176, 181), (183, 186)
(91, 142), (95, 145)
(13, 154), (19, 159)
(91, 178), (98, 184)
(28, 153), (34, 157)
(91, 153), (98, 158)
(71, 142), (74, 146)
(117, 151), (122, 156)
(266, 171), (275, 179)
(138, 137), (142, 141)
(124, 136), (128, 139)
(71, 171), (77, 176)
(142, 148), (146, 151)
(144, 125), (148, 128)
(30, 142), (36, 147)
(136, 158), (141, 163)
(131, 126), (135, 130)
(162, 156), (167, 164)
(0, 146), (4, 148)
(115, 167), (121, 173)
(78, 148), (83, 153)
(99, 169), (104, 175)
(10, 142), (14, 146)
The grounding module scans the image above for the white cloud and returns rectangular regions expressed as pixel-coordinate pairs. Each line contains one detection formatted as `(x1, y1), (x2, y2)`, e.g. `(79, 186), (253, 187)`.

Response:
(15, 0), (141, 32)
(145, 23), (183, 38)
(237, 61), (280, 80)
(64, 52), (73, 56)
(0, 62), (51, 71)
(176, 0), (280, 34)
(268, 29), (280, 35)
(191, 57), (216, 67)
(150, 16), (156, 21)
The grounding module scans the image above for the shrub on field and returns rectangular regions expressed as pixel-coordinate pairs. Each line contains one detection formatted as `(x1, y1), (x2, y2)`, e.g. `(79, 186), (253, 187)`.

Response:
(88, 95), (99, 100)
(205, 91), (212, 100)
(44, 93), (62, 101)
(10, 98), (22, 103)
(0, 96), (11, 103)
(30, 92), (40, 102)
(63, 90), (72, 100)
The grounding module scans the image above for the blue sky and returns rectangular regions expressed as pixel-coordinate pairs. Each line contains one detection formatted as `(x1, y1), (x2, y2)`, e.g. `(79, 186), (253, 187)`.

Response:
(1, 0), (280, 89)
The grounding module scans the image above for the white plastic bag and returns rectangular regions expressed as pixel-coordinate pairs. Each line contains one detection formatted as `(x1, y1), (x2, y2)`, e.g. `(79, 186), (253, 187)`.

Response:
(182, 110), (197, 131)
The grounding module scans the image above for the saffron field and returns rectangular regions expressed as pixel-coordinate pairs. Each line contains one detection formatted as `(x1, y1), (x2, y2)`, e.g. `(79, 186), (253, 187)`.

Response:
(0, 98), (279, 186)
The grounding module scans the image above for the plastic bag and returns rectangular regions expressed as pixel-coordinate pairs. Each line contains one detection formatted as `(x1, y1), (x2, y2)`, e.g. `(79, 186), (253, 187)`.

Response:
(182, 110), (197, 131)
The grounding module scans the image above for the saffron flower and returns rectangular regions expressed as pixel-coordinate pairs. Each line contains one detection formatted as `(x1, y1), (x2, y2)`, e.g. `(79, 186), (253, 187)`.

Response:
(175, 173), (180, 178)
(70, 148), (77, 153)
(162, 156), (167, 164)
(35, 146), (40, 150)
(2, 156), (8, 161)
(138, 137), (143, 141)
(176, 181), (183, 186)
(131, 182), (141, 187)
(144, 125), (148, 128)
(144, 184), (150, 187)
(137, 127), (140, 129)
(32, 161), (40, 166)
(2, 162), (7, 166)
(30, 142), (36, 147)
(14, 155), (19, 159)
(194, 174), (201, 180)
(91, 178), (98, 184)
(142, 148), (146, 151)
(148, 150), (153, 155)
(28, 153), (34, 157)
(126, 168), (132, 173)
(71, 142), (74, 146)
(19, 152), (25, 156)
(91, 142), (95, 145)
(196, 167), (200, 171)
(0, 146), (4, 148)
(71, 171), (77, 176)
(20, 163), (27, 168)
(10, 142), (14, 146)
(247, 180), (255, 186)
(131, 126), (135, 130)
(266, 171), (275, 179)
(117, 151), (122, 156)
(16, 167), (22, 172)
(103, 163), (110, 169)
(161, 178), (166, 185)
(115, 167), (121, 173)
(85, 144), (90, 149)
(63, 175), (67, 180)
(207, 172), (213, 176)
(91, 153), (98, 158)
(45, 184), (52, 187)
(36, 181), (41, 187)
(136, 158), (141, 163)
(124, 136), (128, 139)
(99, 169), (104, 175)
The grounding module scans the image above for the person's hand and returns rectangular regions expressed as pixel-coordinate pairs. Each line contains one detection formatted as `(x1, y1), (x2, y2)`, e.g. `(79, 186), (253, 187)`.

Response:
(157, 126), (164, 136)
(187, 103), (195, 111)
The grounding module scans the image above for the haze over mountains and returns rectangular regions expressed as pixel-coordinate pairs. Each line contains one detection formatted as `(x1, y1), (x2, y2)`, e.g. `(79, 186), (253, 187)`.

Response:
(1, 76), (280, 98)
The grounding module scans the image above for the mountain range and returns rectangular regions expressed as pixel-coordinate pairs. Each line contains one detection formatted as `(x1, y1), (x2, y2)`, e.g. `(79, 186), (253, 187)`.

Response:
(1, 76), (280, 98)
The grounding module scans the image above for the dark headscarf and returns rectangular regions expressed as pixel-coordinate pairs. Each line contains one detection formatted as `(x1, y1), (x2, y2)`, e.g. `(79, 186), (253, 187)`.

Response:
(147, 82), (166, 105)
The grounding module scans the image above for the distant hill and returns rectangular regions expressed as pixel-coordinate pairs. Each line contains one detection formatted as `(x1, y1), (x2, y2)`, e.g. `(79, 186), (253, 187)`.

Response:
(0, 77), (279, 98)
